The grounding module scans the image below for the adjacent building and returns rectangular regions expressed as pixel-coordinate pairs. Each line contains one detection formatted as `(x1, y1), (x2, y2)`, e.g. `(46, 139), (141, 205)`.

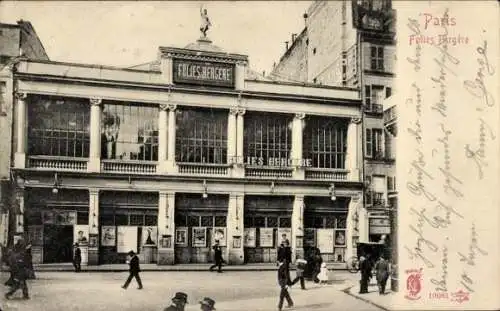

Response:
(271, 0), (396, 258)
(0, 20), (49, 254)
(8, 33), (364, 266)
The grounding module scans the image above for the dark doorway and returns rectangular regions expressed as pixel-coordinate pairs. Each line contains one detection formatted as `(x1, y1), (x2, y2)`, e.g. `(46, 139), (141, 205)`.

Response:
(43, 225), (73, 263)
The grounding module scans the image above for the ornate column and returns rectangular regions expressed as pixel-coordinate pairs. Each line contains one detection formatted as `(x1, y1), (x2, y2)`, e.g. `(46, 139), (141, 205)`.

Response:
(88, 98), (102, 172)
(292, 113), (306, 179)
(157, 191), (175, 265)
(166, 103), (177, 173)
(346, 193), (366, 262)
(160, 53), (173, 84)
(346, 117), (361, 182)
(227, 108), (237, 166)
(233, 106), (246, 178)
(14, 92), (27, 169)
(87, 189), (99, 265)
(227, 194), (244, 264)
(234, 61), (247, 90)
(157, 104), (168, 173)
(291, 195), (305, 262)
(14, 187), (25, 236)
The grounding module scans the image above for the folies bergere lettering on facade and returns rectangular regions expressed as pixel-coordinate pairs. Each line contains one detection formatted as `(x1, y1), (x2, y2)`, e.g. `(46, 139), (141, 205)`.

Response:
(173, 59), (234, 87)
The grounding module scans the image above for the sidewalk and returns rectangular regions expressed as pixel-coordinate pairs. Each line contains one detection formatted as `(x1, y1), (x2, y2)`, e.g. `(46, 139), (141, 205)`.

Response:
(23, 262), (348, 272)
(342, 280), (396, 311)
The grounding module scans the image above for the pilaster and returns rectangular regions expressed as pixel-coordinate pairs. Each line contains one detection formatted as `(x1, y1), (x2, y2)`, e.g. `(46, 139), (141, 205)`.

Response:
(14, 92), (27, 169)
(234, 61), (246, 90)
(88, 98), (102, 172)
(233, 105), (246, 178)
(157, 104), (169, 174)
(291, 195), (305, 262)
(227, 194), (244, 264)
(160, 53), (173, 84)
(166, 103), (178, 173)
(88, 189), (99, 265)
(14, 188), (25, 235)
(346, 117), (361, 182)
(292, 113), (305, 180)
(346, 193), (365, 262)
(227, 108), (237, 167)
(157, 191), (175, 265)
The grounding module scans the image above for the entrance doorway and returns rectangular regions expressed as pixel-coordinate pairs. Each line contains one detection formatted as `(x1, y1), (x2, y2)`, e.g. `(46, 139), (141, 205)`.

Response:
(43, 225), (73, 263)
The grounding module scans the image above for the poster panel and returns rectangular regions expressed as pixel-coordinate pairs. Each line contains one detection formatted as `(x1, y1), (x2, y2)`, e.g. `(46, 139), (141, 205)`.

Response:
(117, 226), (138, 253)
(334, 230), (346, 246)
(212, 227), (226, 246)
(192, 227), (207, 247)
(316, 229), (334, 253)
(141, 226), (158, 247)
(175, 227), (188, 246)
(101, 226), (116, 247)
(259, 228), (274, 247)
(74, 225), (89, 246)
(243, 228), (256, 247)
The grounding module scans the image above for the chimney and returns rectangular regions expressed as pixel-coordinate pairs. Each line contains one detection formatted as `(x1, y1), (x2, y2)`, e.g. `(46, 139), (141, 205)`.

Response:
(285, 41), (289, 50)
(292, 33), (297, 42)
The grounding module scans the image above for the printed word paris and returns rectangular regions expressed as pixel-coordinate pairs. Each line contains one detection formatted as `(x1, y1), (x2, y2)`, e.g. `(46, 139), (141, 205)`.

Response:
(422, 13), (456, 30)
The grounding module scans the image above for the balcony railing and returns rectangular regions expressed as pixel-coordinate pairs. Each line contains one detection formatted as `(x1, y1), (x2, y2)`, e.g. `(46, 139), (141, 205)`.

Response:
(177, 163), (229, 176)
(366, 192), (386, 207)
(366, 104), (384, 114)
(101, 160), (157, 174)
(27, 156), (88, 171)
(245, 166), (293, 179)
(305, 168), (349, 181)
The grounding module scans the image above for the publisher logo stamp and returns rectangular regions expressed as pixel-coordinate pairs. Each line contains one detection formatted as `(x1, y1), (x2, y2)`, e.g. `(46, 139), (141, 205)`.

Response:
(405, 268), (423, 300)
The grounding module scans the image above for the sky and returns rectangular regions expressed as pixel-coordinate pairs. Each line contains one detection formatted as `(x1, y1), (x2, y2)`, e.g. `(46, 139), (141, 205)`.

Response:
(0, 1), (312, 74)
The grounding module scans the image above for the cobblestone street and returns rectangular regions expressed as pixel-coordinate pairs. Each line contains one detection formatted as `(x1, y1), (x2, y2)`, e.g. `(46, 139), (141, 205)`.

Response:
(0, 270), (383, 311)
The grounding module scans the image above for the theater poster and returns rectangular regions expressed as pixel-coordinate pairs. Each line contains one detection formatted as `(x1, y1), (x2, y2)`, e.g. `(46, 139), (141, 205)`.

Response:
(213, 227), (226, 246)
(73, 225), (89, 246)
(117, 226), (137, 253)
(259, 228), (274, 248)
(192, 227), (206, 247)
(316, 229), (334, 253)
(277, 228), (292, 244)
(101, 226), (116, 247)
(243, 228), (256, 247)
(141, 226), (157, 247)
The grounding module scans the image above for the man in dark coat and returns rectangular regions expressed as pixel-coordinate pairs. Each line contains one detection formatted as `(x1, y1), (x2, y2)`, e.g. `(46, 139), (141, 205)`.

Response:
(73, 243), (82, 272)
(122, 250), (143, 289)
(291, 257), (307, 290)
(359, 255), (372, 294)
(25, 243), (35, 279)
(5, 244), (29, 300)
(277, 239), (292, 284)
(277, 260), (294, 311)
(199, 297), (216, 311)
(374, 255), (390, 294)
(163, 292), (188, 311)
(209, 240), (225, 273)
(312, 250), (323, 283)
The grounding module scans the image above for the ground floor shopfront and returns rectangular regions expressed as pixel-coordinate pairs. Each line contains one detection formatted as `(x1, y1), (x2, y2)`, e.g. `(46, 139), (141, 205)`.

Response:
(14, 175), (365, 266)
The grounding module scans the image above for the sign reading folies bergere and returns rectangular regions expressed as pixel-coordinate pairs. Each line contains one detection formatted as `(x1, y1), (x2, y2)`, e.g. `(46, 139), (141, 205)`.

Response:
(173, 59), (234, 87)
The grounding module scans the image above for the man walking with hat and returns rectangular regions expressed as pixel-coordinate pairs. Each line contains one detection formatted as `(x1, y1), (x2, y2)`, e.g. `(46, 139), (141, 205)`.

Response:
(163, 292), (188, 311)
(122, 250), (143, 290)
(199, 297), (216, 311)
(73, 243), (82, 272)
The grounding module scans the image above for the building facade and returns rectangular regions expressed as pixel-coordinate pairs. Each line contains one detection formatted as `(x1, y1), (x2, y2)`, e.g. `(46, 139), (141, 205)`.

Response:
(9, 36), (364, 266)
(271, 0), (396, 254)
(0, 20), (49, 255)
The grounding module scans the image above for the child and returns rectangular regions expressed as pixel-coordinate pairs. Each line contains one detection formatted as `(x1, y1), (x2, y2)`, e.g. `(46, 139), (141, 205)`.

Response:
(318, 262), (329, 285)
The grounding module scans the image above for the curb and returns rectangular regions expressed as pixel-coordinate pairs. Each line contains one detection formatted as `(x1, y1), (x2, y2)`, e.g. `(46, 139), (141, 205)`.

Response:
(341, 285), (391, 311)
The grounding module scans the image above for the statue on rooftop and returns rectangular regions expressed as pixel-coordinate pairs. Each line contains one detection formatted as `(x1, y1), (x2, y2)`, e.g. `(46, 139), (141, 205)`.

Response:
(200, 6), (211, 37)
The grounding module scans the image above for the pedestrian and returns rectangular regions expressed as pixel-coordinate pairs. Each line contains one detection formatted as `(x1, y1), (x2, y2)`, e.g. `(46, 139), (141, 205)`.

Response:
(163, 292), (188, 311)
(122, 250), (143, 290)
(277, 260), (294, 311)
(359, 255), (372, 294)
(277, 239), (292, 284)
(291, 257), (307, 290)
(3, 247), (15, 288)
(24, 243), (36, 279)
(199, 297), (216, 311)
(318, 262), (329, 285)
(374, 255), (390, 295)
(312, 250), (323, 283)
(73, 243), (82, 272)
(209, 240), (225, 273)
(5, 242), (29, 300)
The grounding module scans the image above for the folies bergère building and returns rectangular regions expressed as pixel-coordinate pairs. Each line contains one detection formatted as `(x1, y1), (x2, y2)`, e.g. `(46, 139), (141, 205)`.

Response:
(8, 33), (365, 266)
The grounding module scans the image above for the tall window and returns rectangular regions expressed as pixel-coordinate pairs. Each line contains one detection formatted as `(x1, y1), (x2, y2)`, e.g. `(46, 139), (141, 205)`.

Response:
(175, 108), (227, 164)
(365, 128), (383, 158)
(244, 112), (292, 166)
(28, 96), (90, 158)
(370, 46), (384, 71)
(101, 102), (158, 161)
(364, 85), (385, 112)
(303, 116), (347, 169)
